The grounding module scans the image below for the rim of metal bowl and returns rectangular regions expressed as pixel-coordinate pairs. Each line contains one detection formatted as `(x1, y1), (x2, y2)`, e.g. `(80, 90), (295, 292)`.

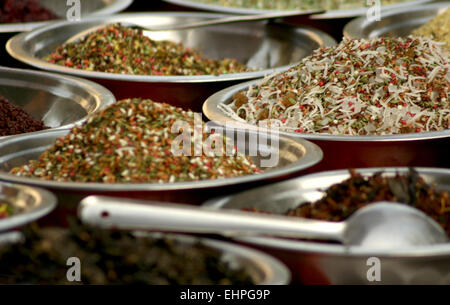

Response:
(6, 12), (336, 84)
(0, 66), (116, 140)
(205, 167), (450, 258)
(343, 1), (450, 39)
(203, 79), (450, 142)
(0, 0), (133, 33)
(0, 182), (57, 232)
(163, 0), (433, 19)
(0, 128), (323, 192)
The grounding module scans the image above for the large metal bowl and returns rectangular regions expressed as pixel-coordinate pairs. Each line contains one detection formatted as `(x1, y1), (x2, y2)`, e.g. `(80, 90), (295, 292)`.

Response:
(0, 0), (133, 33)
(6, 12), (336, 112)
(0, 66), (115, 139)
(0, 128), (322, 223)
(203, 80), (450, 170)
(163, 0), (433, 19)
(344, 1), (450, 39)
(204, 167), (450, 284)
(0, 182), (56, 232)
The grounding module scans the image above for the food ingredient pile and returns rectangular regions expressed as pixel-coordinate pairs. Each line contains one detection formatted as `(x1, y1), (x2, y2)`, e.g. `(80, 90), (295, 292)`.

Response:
(0, 0), (58, 23)
(222, 36), (450, 135)
(46, 24), (250, 76)
(413, 7), (450, 50)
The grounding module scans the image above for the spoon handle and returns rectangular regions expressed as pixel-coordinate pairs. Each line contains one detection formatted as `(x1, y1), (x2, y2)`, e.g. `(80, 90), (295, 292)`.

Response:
(131, 10), (325, 32)
(78, 195), (345, 241)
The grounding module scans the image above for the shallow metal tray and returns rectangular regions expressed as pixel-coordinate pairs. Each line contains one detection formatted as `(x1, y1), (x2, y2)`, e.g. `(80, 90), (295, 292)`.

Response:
(163, 0), (433, 19)
(204, 167), (450, 284)
(0, 66), (115, 140)
(203, 80), (450, 170)
(344, 1), (450, 39)
(0, 182), (56, 232)
(6, 12), (336, 112)
(0, 0), (133, 33)
(0, 127), (322, 222)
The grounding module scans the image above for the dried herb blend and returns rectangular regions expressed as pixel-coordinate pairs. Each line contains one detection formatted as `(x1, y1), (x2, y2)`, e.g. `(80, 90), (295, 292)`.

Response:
(222, 36), (450, 135)
(0, 0), (58, 23)
(11, 98), (260, 183)
(413, 8), (450, 50)
(46, 24), (250, 76)
(0, 95), (47, 136)
(0, 223), (255, 284)
(188, 0), (416, 11)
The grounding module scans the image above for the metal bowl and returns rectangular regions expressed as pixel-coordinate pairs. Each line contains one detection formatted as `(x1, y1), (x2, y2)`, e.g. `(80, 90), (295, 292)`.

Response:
(0, 127), (322, 221)
(344, 1), (450, 39)
(0, 66), (116, 140)
(0, 0), (133, 33)
(203, 80), (450, 170)
(0, 181), (56, 232)
(163, 0), (433, 19)
(204, 167), (450, 284)
(6, 12), (336, 112)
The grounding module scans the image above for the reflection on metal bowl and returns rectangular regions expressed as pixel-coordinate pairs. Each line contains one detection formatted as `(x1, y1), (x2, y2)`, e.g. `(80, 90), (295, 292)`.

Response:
(6, 12), (336, 111)
(204, 167), (450, 284)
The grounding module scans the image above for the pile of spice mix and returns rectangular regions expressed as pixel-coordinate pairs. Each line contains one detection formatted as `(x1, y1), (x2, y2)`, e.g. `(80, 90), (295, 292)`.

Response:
(0, 202), (12, 219)
(10, 98), (260, 183)
(0, 95), (47, 136)
(0, 0), (58, 23)
(221, 36), (450, 136)
(45, 23), (250, 76)
(413, 7), (450, 50)
(188, 0), (415, 11)
(0, 222), (255, 284)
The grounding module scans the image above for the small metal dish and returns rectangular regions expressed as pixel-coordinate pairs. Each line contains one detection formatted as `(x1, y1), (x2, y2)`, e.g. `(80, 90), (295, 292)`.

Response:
(0, 181), (56, 232)
(163, 0), (433, 19)
(0, 127), (322, 216)
(344, 1), (450, 39)
(203, 80), (450, 170)
(6, 12), (336, 111)
(0, 67), (115, 140)
(204, 167), (450, 284)
(0, 0), (133, 33)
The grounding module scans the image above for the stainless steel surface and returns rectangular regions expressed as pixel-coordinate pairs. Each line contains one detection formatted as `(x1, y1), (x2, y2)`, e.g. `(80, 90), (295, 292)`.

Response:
(122, 10), (326, 32)
(0, 182), (56, 232)
(0, 67), (116, 140)
(203, 80), (450, 169)
(163, 0), (433, 19)
(344, 1), (450, 39)
(0, 0), (133, 33)
(7, 12), (336, 83)
(79, 196), (447, 249)
(204, 167), (450, 284)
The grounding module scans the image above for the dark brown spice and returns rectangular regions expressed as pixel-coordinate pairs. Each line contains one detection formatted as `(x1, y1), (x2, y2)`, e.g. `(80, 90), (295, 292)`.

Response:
(0, 95), (47, 136)
(0, 0), (58, 23)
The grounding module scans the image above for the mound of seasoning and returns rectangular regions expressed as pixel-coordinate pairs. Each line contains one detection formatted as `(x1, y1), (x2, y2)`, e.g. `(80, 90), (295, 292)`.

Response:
(222, 36), (450, 135)
(412, 8), (450, 50)
(189, 0), (414, 11)
(0, 0), (58, 23)
(0, 202), (12, 219)
(0, 222), (255, 284)
(46, 23), (250, 76)
(0, 95), (47, 136)
(11, 98), (260, 183)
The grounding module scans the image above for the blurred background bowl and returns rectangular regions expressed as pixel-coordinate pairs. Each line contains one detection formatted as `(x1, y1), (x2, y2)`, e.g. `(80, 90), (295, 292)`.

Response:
(204, 167), (450, 284)
(203, 80), (450, 171)
(6, 12), (336, 112)
(0, 66), (115, 139)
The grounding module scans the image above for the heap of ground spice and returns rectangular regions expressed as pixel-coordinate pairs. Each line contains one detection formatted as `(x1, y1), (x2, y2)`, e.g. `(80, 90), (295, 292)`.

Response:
(10, 98), (260, 183)
(0, 95), (47, 136)
(0, 0), (58, 23)
(46, 23), (250, 76)
(412, 8), (450, 50)
(0, 222), (255, 284)
(189, 0), (414, 11)
(0, 202), (12, 219)
(222, 36), (450, 136)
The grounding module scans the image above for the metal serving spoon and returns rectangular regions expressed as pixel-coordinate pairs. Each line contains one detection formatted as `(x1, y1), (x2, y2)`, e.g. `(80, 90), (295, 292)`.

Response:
(78, 196), (448, 249)
(65, 10), (324, 43)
